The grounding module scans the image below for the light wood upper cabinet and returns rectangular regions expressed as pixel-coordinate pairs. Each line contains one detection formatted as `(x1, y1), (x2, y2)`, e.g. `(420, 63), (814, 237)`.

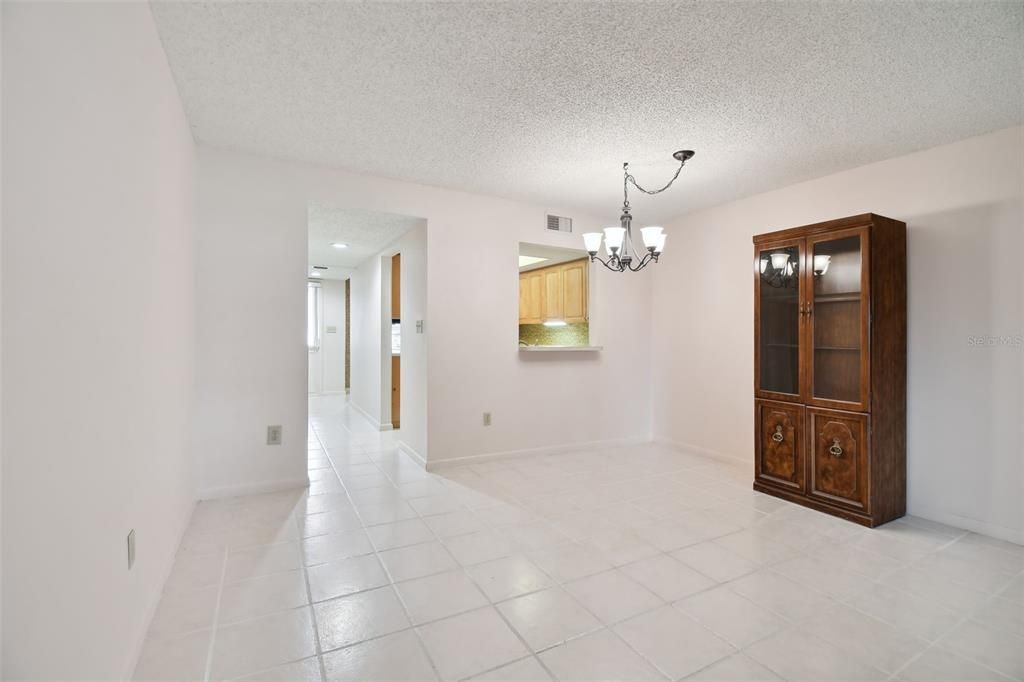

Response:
(561, 259), (588, 323)
(542, 268), (564, 321)
(518, 258), (588, 324)
(519, 270), (543, 324)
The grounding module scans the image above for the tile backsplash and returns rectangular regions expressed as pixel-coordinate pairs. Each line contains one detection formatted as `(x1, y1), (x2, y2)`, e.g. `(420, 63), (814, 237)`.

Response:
(518, 322), (589, 347)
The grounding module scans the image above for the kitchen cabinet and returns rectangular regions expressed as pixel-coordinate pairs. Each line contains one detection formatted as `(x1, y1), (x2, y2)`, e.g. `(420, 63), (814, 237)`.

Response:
(518, 258), (588, 324)
(519, 270), (544, 324)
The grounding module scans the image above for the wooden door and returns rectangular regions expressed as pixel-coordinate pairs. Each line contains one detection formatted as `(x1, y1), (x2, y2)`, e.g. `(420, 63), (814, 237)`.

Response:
(754, 238), (805, 403)
(561, 259), (588, 323)
(807, 407), (869, 511)
(391, 253), (401, 319)
(804, 227), (870, 412)
(754, 399), (805, 493)
(391, 355), (400, 429)
(519, 271), (543, 324)
(542, 267), (563, 321)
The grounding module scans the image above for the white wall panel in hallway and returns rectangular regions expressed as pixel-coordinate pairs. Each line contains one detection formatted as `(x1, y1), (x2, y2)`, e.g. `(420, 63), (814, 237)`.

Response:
(2, 3), (197, 677)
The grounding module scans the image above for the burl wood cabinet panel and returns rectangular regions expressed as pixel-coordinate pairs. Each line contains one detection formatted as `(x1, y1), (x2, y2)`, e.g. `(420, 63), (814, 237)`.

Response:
(755, 400), (805, 494)
(752, 213), (906, 527)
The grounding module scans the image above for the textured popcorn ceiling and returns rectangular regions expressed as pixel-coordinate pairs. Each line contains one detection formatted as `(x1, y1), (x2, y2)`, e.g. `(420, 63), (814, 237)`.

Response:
(308, 204), (423, 279)
(152, 1), (1024, 221)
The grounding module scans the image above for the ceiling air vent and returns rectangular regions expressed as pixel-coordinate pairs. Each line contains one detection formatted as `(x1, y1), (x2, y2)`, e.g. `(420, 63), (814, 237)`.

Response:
(546, 214), (573, 233)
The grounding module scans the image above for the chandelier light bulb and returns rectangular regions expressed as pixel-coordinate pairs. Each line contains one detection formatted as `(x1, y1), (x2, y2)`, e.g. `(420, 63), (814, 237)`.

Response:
(582, 232), (603, 255)
(640, 226), (664, 249)
(653, 233), (666, 254)
(770, 252), (790, 271)
(813, 254), (832, 275)
(603, 227), (626, 254)
(759, 257), (769, 274)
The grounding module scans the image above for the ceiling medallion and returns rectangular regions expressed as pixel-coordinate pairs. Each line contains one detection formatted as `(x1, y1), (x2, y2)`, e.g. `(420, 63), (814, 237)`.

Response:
(582, 150), (694, 272)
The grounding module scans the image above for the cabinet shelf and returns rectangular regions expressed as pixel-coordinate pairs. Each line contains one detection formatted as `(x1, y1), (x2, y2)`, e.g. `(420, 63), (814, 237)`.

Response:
(813, 293), (861, 303)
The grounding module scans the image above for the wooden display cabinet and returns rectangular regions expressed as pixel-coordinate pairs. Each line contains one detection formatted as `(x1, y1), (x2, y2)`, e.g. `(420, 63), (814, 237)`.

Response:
(753, 213), (906, 527)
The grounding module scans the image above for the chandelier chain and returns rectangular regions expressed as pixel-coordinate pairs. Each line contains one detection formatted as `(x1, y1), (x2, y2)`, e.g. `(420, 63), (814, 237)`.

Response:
(622, 156), (688, 207)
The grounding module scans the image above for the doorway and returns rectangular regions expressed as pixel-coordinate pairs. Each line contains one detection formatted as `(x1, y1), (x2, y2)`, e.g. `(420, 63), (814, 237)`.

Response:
(391, 252), (401, 429)
(306, 203), (427, 460)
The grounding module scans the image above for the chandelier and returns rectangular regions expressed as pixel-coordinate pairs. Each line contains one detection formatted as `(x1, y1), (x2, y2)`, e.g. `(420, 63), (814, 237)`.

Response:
(582, 150), (695, 272)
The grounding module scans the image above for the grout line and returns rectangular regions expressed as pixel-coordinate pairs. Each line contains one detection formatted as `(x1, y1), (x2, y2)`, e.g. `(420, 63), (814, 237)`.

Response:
(202, 549), (229, 682)
(304, 427), (332, 681)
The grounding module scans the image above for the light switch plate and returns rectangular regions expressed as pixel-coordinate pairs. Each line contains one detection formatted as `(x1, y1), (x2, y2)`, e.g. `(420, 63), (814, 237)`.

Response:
(326, 325), (337, 334)
(416, 320), (424, 333)
(267, 425), (283, 445)
(483, 412), (492, 426)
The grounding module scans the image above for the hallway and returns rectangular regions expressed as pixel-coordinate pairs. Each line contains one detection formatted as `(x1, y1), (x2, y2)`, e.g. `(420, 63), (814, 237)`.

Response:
(134, 396), (1024, 681)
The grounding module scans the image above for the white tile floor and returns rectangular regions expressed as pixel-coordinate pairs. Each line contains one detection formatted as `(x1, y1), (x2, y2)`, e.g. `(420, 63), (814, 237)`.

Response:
(134, 395), (1024, 681)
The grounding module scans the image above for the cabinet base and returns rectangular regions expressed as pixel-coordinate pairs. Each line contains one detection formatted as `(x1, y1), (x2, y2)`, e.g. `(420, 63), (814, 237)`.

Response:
(753, 481), (903, 528)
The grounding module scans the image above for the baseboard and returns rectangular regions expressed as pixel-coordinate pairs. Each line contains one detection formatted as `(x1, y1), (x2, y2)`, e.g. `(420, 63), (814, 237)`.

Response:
(908, 504), (1023, 546)
(397, 441), (427, 468)
(198, 476), (310, 501)
(350, 401), (392, 431)
(654, 437), (747, 465)
(425, 436), (649, 471)
(121, 497), (196, 680)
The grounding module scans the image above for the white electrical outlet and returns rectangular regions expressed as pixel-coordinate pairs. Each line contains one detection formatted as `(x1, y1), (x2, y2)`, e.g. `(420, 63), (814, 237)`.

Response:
(127, 529), (136, 570)
(267, 425), (283, 445)
(483, 412), (492, 426)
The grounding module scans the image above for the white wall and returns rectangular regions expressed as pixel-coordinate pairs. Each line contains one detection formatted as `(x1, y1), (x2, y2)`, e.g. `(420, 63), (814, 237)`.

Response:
(348, 224), (429, 462)
(652, 126), (1024, 543)
(195, 145), (653, 483)
(308, 279), (346, 395)
(321, 280), (347, 393)
(396, 226), (428, 463)
(350, 254), (384, 425)
(2, 3), (197, 678)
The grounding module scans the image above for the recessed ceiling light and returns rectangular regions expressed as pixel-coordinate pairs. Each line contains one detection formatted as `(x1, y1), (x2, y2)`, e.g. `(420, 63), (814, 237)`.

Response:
(331, 242), (348, 249)
(518, 255), (549, 268)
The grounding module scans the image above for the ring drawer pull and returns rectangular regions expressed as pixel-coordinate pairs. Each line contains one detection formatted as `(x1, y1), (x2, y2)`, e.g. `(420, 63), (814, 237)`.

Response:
(772, 425), (784, 443)
(829, 438), (843, 457)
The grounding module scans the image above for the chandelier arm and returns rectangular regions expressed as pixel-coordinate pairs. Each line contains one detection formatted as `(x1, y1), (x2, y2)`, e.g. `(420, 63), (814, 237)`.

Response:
(590, 254), (625, 273)
(626, 252), (655, 272)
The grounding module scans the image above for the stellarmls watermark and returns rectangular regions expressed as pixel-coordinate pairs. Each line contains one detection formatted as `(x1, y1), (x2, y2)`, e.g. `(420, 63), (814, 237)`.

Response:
(967, 335), (1023, 348)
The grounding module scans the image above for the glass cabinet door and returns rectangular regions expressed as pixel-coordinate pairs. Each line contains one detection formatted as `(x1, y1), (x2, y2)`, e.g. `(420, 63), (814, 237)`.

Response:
(806, 228), (870, 410)
(755, 240), (803, 400)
